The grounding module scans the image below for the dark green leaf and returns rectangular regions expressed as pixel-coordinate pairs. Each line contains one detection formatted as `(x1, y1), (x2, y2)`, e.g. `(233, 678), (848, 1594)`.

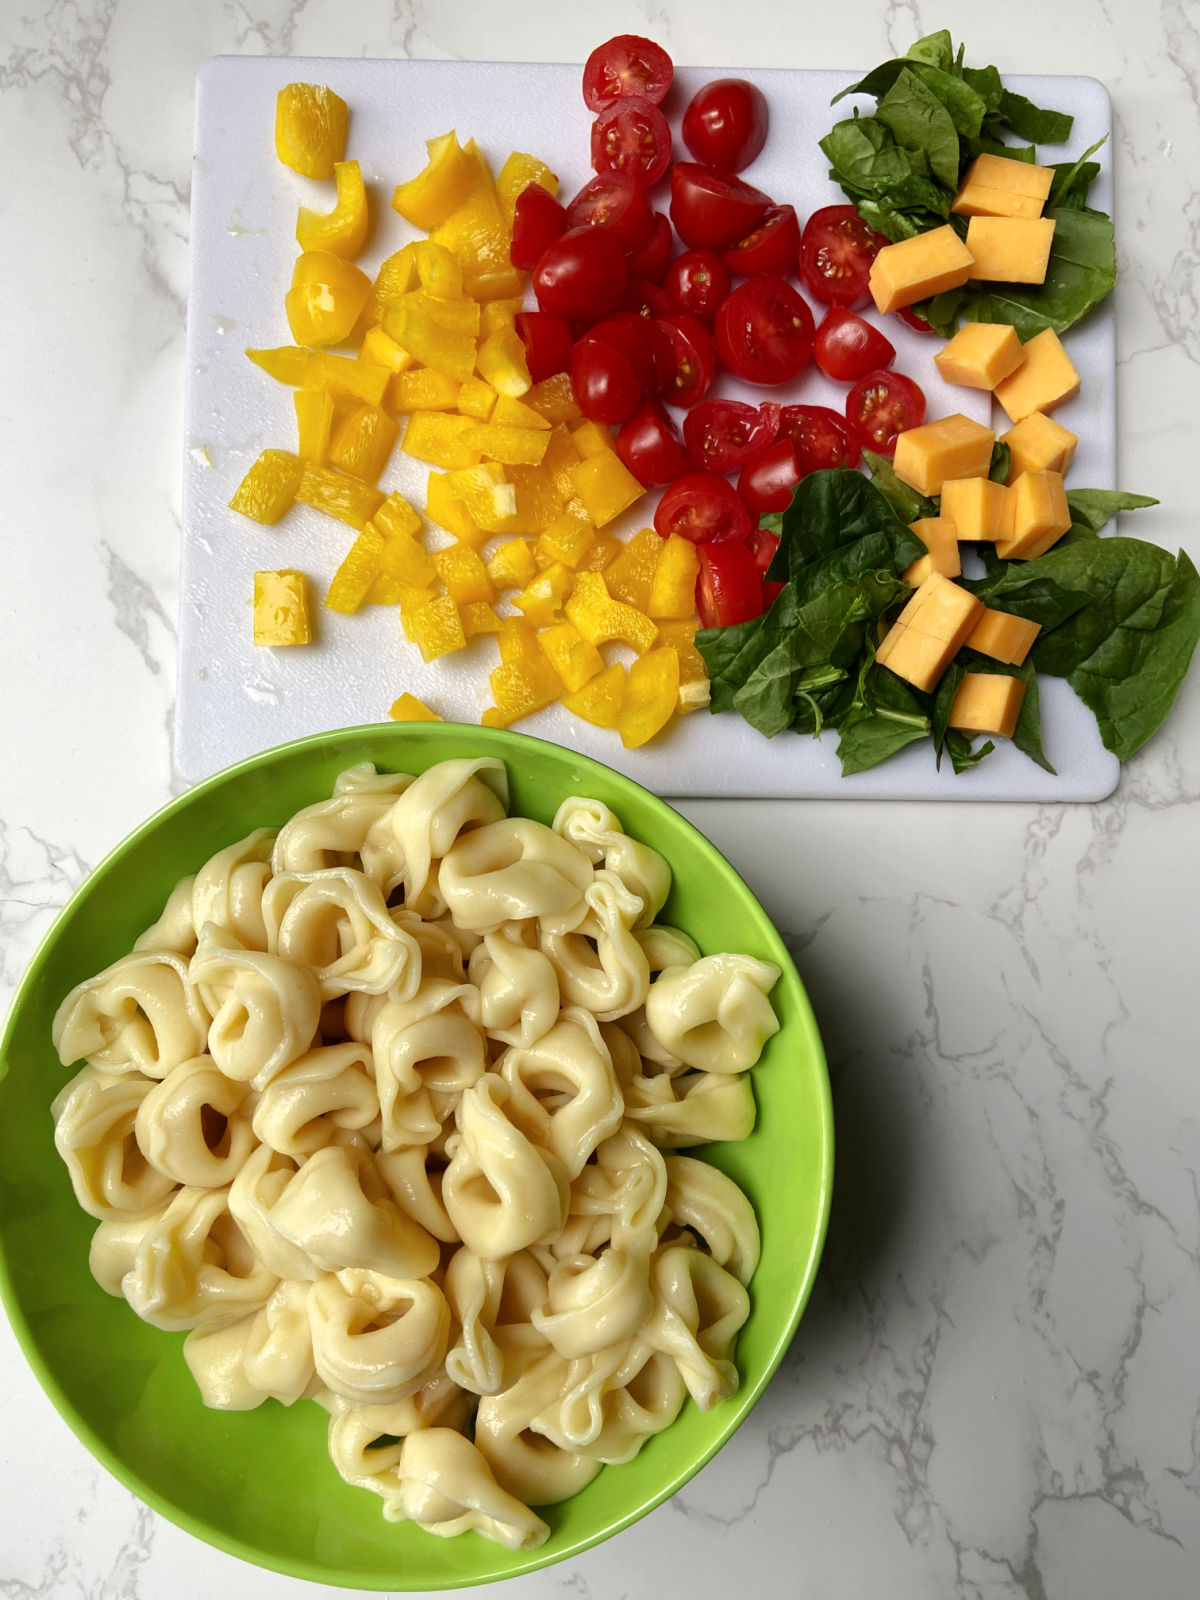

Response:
(966, 133), (1037, 163)
(1064, 488), (1159, 532)
(931, 659), (968, 762)
(960, 64), (1004, 116)
(966, 561), (1093, 632)
(1048, 137), (1107, 209)
(946, 730), (995, 772)
(819, 117), (950, 223)
(876, 67), (963, 190)
(837, 667), (931, 774)
(989, 441), (1012, 485)
(696, 610), (773, 712)
(906, 29), (955, 70)
(862, 449), (939, 523)
(770, 468), (925, 582)
(996, 87), (1073, 143)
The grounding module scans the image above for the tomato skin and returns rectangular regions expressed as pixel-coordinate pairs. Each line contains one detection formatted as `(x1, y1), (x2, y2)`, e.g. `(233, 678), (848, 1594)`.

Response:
(799, 204), (888, 309)
(779, 403), (861, 473)
(664, 249), (732, 326)
(696, 541), (765, 627)
(591, 98), (672, 186)
(669, 163), (773, 251)
(616, 400), (693, 485)
(683, 398), (780, 472)
(620, 277), (675, 320)
(510, 184), (568, 271)
(625, 212), (673, 282)
(737, 438), (803, 515)
(812, 306), (896, 383)
(845, 370), (925, 456)
(655, 313), (718, 408)
(746, 525), (781, 577)
(569, 339), (643, 425)
(714, 275), (815, 386)
(565, 171), (653, 250)
(655, 472), (752, 545)
(895, 304), (935, 334)
(514, 311), (573, 381)
(533, 226), (627, 321)
(583, 35), (674, 111)
(586, 312), (671, 394)
(681, 78), (769, 173)
(721, 204), (800, 278)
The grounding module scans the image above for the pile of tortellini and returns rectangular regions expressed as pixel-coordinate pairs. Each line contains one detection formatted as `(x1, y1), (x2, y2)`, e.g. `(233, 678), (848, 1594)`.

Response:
(51, 757), (781, 1551)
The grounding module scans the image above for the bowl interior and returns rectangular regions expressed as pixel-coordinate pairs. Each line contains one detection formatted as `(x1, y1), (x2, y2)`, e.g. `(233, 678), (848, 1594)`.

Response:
(0, 723), (832, 1589)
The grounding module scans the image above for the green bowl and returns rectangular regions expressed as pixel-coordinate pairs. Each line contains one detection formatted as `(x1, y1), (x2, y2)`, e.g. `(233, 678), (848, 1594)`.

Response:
(0, 723), (832, 1588)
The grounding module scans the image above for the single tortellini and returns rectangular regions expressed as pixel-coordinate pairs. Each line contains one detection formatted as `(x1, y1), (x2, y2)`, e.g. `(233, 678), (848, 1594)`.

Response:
(324, 1372), (472, 1511)
(51, 1066), (177, 1219)
(529, 1337), (685, 1465)
(643, 1242), (750, 1411)
(89, 1203), (171, 1297)
(623, 1068), (757, 1149)
(119, 1184), (278, 1331)
(228, 1143), (316, 1281)
(133, 1054), (257, 1188)
(387, 756), (509, 915)
(468, 928), (560, 1048)
(371, 981), (487, 1153)
(52, 951), (211, 1079)
(497, 1012), (625, 1180)
(271, 785), (408, 877)
(474, 1349), (603, 1508)
(531, 1249), (654, 1360)
(133, 875), (198, 957)
(251, 1042), (379, 1158)
(643, 953), (781, 1073)
(261, 868), (421, 1001)
(541, 871), (650, 1021)
(189, 924), (321, 1088)
(395, 1428), (550, 1550)
(552, 798), (671, 928)
(439, 818), (593, 933)
(190, 827), (276, 951)
(308, 1267), (450, 1406)
(182, 1279), (316, 1409)
(441, 1075), (569, 1259)
(663, 1155), (761, 1285)
(564, 1124), (668, 1255)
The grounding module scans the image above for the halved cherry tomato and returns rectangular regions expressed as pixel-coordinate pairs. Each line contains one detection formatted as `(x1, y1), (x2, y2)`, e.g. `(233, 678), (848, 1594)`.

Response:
(515, 311), (573, 381)
(583, 35), (674, 111)
(780, 404), (861, 473)
(844, 370), (925, 456)
(586, 312), (671, 393)
(721, 204), (800, 278)
(714, 275), (814, 386)
(510, 184), (567, 271)
(813, 306), (896, 383)
(670, 163), (772, 251)
(655, 472), (752, 545)
(591, 98), (672, 186)
(747, 526), (785, 604)
(737, 438), (802, 514)
(895, 304), (935, 334)
(616, 400), (693, 485)
(664, 249), (732, 326)
(681, 79), (769, 173)
(683, 398), (780, 472)
(655, 313), (717, 408)
(533, 226), (627, 320)
(565, 171), (653, 250)
(626, 213), (673, 282)
(569, 339), (642, 425)
(696, 541), (764, 627)
(621, 277), (675, 319)
(799, 204), (888, 309)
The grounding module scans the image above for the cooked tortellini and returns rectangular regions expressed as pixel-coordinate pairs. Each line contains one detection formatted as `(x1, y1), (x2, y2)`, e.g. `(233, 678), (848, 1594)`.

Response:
(51, 759), (780, 1552)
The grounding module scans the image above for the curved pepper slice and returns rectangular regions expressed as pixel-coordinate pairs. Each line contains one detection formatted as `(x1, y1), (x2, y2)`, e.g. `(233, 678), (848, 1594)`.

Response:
(561, 663), (627, 730)
(605, 527), (662, 610)
(618, 648), (681, 749)
(389, 692), (442, 722)
(647, 535), (702, 620)
(392, 131), (474, 231)
(285, 252), (371, 346)
(275, 83), (348, 179)
(328, 405), (399, 482)
(565, 572), (659, 654)
(297, 160), (368, 258)
(538, 621), (604, 694)
(229, 449), (304, 524)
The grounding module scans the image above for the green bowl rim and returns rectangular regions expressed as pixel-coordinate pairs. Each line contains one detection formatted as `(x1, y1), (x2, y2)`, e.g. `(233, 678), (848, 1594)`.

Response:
(0, 721), (833, 1588)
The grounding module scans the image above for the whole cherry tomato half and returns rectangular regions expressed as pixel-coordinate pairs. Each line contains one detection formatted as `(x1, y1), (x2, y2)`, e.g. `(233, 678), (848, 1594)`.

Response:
(510, 183), (567, 271)
(582, 34), (674, 111)
(664, 249), (732, 326)
(533, 226), (627, 321)
(616, 400), (693, 486)
(721, 204), (800, 278)
(746, 525), (785, 605)
(683, 398), (780, 472)
(569, 339), (643, 425)
(714, 275), (815, 386)
(669, 163), (773, 251)
(681, 77), (769, 173)
(799, 204), (888, 309)
(514, 310), (573, 381)
(696, 541), (765, 628)
(844, 370), (926, 456)
(655, 471), (752, 545)
(780, 403), (861, 473)
(655, 313), (718, 408)
(565, 170), (653, 250)
(737, 438), (803, 515)
(625, 212), (673, 282)
(812, 306), (896, 383)
(591, 97), (672, 186)
(621, 277), (675, 319)
(586, 312), (671, 393)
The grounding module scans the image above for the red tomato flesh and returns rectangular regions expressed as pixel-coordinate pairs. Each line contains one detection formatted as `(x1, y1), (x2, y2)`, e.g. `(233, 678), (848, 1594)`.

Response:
(670, 163), (773, 251)
(655, 472), (752, 545)
(845, 370), (926, 456)
(683, 398), (780, 472)
(714, 275), (815, 386)
(737, 438), (803, 515)
(655, 313), (718, 408)
(565, 171), (653, 250)
(533, 226), (627, 320)
(514, 311), (573, 381)
(616, 400), (693, 486)
(569, 339), (642, 425)
(621, 277), (675, 320)
(799, 204), (888, 309)
(625, 212), (673, 282)
(664, 249), (732, 326)
(681, 78), (769, 173)
(585, 312), (671, 394)
(697, 541), (764, 628)
(721, 204), (800, 278)
(591, 98), (672, 186)
(582, 35), (674, 111)
(780, 404), (862, 473)
(510, 184), (567, 271)
(812, 306), (896, 383)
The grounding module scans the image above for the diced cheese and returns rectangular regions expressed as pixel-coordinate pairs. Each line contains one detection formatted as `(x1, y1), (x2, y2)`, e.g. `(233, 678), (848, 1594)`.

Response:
(876, 573), (983, 691)
(965, 217), (1056, 284)
(966, 608), (1042, 665)
(938, 477), (1010, 542)
(934, 322), (1023, 390)
(993, 329), (1081, 423)
(903, 517), (960, 586)
(994, 469), (1072, 559)
(868, 225), (975, 314)
(1001, 412), (1078, 480)
(951, 182), (1046, 220)
(893, 414), (996, 497)
(948, 673), (1027, 738)
(957, 154), (1054, 202)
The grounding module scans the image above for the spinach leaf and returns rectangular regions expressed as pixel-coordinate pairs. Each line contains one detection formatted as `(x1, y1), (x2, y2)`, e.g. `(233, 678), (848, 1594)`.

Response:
(960, 63), (1005, 117)
(1048, 137), (1107, 209)
(906, 29), (954, 70)
(996, 88), (1074, 144)
(966, 561), (1092, 632)
(861, 449), (939, 523)
(931, 659), (967, 762)
(833, 60), (987, 140)
(769, 468), (925, 583)
(1065, 488), (1159, 532)
(819, 117), (949, 231)
(989, 441), (1012, 485)
(875, 68), (963, 190)
(944, 730), (997, 773)
(837, 667), (931, 774)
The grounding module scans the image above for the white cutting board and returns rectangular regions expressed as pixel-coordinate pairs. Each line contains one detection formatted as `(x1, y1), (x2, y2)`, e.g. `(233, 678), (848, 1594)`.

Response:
(178, 58), (1117, 799)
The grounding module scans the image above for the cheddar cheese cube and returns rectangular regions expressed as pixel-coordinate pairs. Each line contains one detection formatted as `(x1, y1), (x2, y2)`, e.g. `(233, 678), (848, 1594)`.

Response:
(1001, 413), (1078, 480)
(993, 329), (1081, 423)
(876, 573), (983, 691)
(965, 217), (1056, 284)
(868, 225), (975, 314)
(939, 478), (1010, 542)
(934, 323), (1023, 391)
(952, 154), (1053, 216)
(966, 608), (1042, 666)
(893, 414), (995, 497)
(994, 470), (1072, 560)
(903, 517), (960, 586)
(950, 183), (1046, 220)
(948, 673), (1027, 738)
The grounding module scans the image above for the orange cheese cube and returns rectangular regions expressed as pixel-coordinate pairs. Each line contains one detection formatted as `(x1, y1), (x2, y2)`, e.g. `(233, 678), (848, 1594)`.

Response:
(951, 182), (1047, 220)
(876, 574), (983, 691)
(934, 323), (1023, 390)
(948, 673), (1027, 738)
(1001, 413), (1078, 480)
(869, 225), (974, 314)
(966, 608), (1042, 665)
(994, 470), (1072, 559)
(903, 517), (960, 586)
(893, 414), (995, 497)
(965, 217), (1056, 283)
(959, 154), (1054, 201)
(993, 329), (1081, 423)
(939, 477), (1010, 542)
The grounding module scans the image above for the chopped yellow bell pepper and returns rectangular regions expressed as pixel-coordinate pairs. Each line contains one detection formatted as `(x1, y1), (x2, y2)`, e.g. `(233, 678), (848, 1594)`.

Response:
(408, 592), (467, 661)
(392, 132), (474, 231)
(246, 345), (311, 386)
(569, 420), (615, 459)
(381, 298), (477, 382)
(401, 411), (481, 469)
(513, 562), (573, 626)
(524, 373), (582, 425)
(396, 583), (436, 639)
(431, 140), (523, 300)
(656, 620), (710, 708)
(296, 160), (368, 258)
(432, 542), (495, 604)
(566, 572), (659, 653)
(577, 530), (622, 573)
(496, 152), (559, 224)
(460, 601), (502, 638)
(389, 692), (442, 722)
(486, 538), (538, 591)
(389, 290), (481, 337)
(561, 663), (627, 729)
(359, 325), (415, 375)
(457, 376), (498, 420)
(483, 651), (563, 727)
(538, 621), (604, 693)
(425, 473), (479, 541)
(275, 84), (348, 179)
(367, 528), (436, 604)
(369, 244), (418, 324)
(254, 569), (313, 644)
(372, 491), (423, 542)
(536, 513), (595, 570)
(328, 405), (399, 482)
(491, 393), (551, 431)
(295, 463), (384, 528)
(414, 240), (464, 300)
(606, 527), (663, 610)
(460, 421), (549, 466)
(619, 649), (681, 748)
(480, 298), (525, 337)
(286, 252), (372, 346)
(229, 449), (304, 524)
(305, 353), (389, 407)
(389, 369), (463, 413)
(647, 535), (701, 620)
(443, 464), (517, 529)
(294, 388), (334, 464)
(539, 427), (583, 501)
(325, 525), (387, 614)
(569, 452), (644, 528)
(476, 326), (531, 397)
(505, 467), (567, 535)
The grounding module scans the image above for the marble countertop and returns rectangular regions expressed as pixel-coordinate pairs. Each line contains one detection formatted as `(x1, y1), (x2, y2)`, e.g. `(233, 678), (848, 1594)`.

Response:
(2, 1), (1198, 1596)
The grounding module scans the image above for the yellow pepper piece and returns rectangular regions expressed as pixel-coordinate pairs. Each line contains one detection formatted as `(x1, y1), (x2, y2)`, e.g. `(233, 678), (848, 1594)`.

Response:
(397, 583), (436, 640)
(461, 601), (503, 639)
(605, 527), (663, 610)
(443, 464), (517, 529)
(389, 369), (463, 413)
(389, 692), (442, 722)
(491, 394), (551, 431)
(647, 534), (701, 620)
(569, 419), (614, 459)
(577, 530), (622, 573)
(286, 252), (372, 346)
(294, 388), (334, 464)
(229, 449), (304, 525)
(305, 353), (389, 407)
(480, 298), (525, 337)
(373, 492), (423, 542)
(360, 325), (415, 375)
(569, 452), (644, 528)
(496, 616), (542, 666)
(540, 427), (583, 500)
(457, 376), (498, 420)
(536, 513), (595, 570)
(414, 240), (464, 300)
(425, 473), (479, 541)
(461, 421), (549, 466)
(401, 412), (481, 469)
(656, 619), (710, 709)
(513, 562), (573, 626)
(432, 543), (495, 605)
(381, 299), (477, 382)
(487, 538), (538, 592)
(409, 592), (467, 662)
(368, 529), (436, 604)
(387, 290), (481, 338)
(327, 405), (399, 483)
(275, 84), (347, 180)
(246, 345), (311, 386)
(566, 571), (659, 654)
(496, 152), (560, 224)
(525, 373), (582, 425)
(618, 648), (681, 748)
(325, 525), (387, 614)
(296, 160), (368, 258)
(254, 569), (313, 645)
(369, 245), (418, 324)
(431, 140), (522, 300)
(561, 663), (627, 730)
(504, 467), (567, 536)
(483, 652), (564, 727)
(476, 326), (532, 397)
(538, 621), (604, 694)
(295, 463), (384, 529)
(392, 131), (473, 230)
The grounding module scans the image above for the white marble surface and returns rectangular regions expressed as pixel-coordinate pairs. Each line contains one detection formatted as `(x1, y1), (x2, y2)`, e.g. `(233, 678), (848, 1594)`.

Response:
(2, 1), (1198, 1596)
